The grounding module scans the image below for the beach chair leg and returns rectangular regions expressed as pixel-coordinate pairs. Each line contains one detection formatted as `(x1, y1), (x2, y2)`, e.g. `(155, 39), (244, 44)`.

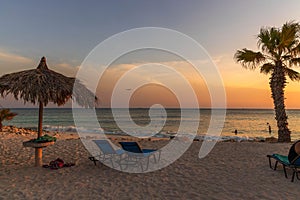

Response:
(153, 154), (157, 163)
(110, 158), (115, 168)
(136, 157), (143, 172)
(268, 157), (272, 169)
(116, 155), (124, 170)
(274, 161), (278, 170)
(268, 156), (278, 170)
(118, 156), (124, 170)
(152, 151), (162, 163)
(121, 154), (135, 170)
(146, 157), (150, 171)
(151, 151), (162, 163)
(283, 165), (288, 178)
(291, 171), (296, 182)
(291, 167), (300, 182)
(140, 162), (144, 172)
(140, 157), (149, 172)
(157, 150), (161, 162)
(119, 159), (128, 170)
(89, 156), (98, 166)
(122, 156), (130, 170)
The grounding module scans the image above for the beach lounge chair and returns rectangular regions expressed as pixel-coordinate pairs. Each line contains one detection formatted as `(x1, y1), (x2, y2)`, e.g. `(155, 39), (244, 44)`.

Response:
(267, 154), (300, 182)
(119, 141), (161, 171)
(89, 140), (125, 169)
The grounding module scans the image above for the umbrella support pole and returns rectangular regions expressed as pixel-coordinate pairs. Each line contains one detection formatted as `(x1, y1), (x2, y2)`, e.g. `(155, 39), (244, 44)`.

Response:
(38, 102), (43, 138)
(35, 102), (43, 167)
(35, 147), (43, 167)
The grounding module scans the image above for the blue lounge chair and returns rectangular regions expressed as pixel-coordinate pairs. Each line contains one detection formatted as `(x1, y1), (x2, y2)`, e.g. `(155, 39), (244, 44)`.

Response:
(89, 140), (125, 169)
(267, 154), (300, 182)
(119, 141), (161, 171)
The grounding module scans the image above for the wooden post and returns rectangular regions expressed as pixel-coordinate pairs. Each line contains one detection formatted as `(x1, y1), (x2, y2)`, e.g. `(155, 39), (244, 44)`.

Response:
(36, 102), (43, 166)
(38, 102), (43, 138)
(35, 148), (43, 167)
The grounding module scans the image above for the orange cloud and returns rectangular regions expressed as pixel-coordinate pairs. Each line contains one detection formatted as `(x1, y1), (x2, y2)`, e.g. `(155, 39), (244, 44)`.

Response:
(129, 84), (180, 108)
(0, 50), (34, 76)
(0, 50), (32, 64)
(225, 87), (272, 108)
(96, 61), (212, 108)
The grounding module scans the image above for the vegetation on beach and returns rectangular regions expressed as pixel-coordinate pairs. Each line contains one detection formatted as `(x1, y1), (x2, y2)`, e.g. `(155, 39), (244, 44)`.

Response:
(29, 134), (57, 143)
(0, 109), (17, 131)
(234, 21), (300, 142)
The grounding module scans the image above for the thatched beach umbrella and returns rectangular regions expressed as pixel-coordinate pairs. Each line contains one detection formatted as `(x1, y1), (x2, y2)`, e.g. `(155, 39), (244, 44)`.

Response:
(0, 57), (97, 166)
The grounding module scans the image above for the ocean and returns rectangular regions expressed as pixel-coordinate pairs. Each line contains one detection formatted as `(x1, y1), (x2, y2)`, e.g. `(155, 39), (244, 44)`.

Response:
(4, 108), (300, 141)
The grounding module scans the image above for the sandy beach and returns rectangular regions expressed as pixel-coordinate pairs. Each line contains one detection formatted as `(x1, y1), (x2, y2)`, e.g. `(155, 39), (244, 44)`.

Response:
(0, 126), (299, 200)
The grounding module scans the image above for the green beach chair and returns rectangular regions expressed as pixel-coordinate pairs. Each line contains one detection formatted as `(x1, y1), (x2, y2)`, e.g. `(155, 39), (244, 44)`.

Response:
(267, 154), (300, 182)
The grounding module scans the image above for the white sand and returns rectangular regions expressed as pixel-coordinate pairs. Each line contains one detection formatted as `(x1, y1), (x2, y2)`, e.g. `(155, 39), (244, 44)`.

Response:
(0, 127), (299, 199)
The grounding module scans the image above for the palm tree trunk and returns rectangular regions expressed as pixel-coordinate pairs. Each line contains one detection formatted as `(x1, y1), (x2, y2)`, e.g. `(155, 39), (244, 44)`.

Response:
(270, 63), (291, 142)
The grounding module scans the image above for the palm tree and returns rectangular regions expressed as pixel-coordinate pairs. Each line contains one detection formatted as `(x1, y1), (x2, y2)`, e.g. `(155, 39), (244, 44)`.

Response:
(0, 109), (17, 131)
(234, 21), (300, 142)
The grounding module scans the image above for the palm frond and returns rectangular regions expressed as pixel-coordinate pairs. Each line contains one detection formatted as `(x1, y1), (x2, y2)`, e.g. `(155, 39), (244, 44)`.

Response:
(289, 57), (300, 66)
(260, 63), (274, 74)
(257, 27), (280, 56)
(282, 55), (292, 61)
(284, 67), (300, 81)
(279, 21), (300, 52)
(234, 48), (265, 69)
(290, 43), (300, 56)
(0, 109), (17, 122)
(257, 27), (272, 53)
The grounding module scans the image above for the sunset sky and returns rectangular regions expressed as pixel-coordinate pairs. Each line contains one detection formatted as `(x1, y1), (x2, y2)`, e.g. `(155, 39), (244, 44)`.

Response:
(1, 0), (300, 108)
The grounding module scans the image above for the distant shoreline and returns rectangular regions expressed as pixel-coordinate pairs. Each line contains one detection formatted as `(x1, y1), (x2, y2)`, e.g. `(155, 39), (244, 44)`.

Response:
(5, 107), (300, 110)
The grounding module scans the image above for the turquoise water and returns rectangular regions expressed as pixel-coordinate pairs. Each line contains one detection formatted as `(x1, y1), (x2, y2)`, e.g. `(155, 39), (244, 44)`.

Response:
(4, 108), (300, 140)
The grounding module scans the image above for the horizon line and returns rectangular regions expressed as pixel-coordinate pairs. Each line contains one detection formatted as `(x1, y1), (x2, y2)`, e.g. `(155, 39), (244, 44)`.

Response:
(6, 107), (300, 110)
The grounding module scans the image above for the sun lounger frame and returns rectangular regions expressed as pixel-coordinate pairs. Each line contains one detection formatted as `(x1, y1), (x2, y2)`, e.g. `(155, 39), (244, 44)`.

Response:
(119, 141), (161, 172)
(89, 140), (125, 169)
(267, 154), (300, 182)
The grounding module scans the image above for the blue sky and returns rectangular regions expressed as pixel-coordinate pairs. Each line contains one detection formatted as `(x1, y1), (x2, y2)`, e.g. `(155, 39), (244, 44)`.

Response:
(1, 0), (300, 62)
(1, 0), (300, 108)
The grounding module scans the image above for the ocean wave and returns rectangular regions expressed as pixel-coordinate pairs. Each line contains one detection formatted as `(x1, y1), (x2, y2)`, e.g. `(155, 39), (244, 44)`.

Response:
(42, 125), (267, 142)
(43, 125), (104, 133)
